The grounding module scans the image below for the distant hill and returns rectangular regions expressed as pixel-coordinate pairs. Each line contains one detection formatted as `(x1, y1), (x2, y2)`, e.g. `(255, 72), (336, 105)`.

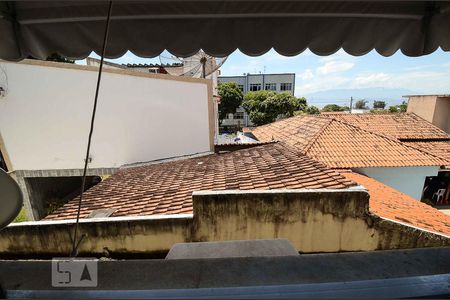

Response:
(303, 87), (416, 108)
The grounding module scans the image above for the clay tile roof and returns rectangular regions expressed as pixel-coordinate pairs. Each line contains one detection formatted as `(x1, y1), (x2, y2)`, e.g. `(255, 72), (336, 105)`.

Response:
(250, 116), (331, 152)
(404, 141), (450, 168)
(343, 172), (450, 237)
(321, 113), (450, 140)
(250, 115), (445, 169)
(45, 143), (356, 220)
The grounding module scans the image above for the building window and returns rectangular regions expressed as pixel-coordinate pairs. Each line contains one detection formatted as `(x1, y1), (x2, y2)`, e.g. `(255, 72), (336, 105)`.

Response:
(280, 83), (292, 91)
(234, 112), (244, 119)
(237, 85), (244, 92)
(249, 84), (261, 91)
(265, 83), (277, 91)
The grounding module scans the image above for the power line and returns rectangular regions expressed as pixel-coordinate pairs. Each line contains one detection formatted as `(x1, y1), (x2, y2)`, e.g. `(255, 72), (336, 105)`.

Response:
(71, 1), (113, 257)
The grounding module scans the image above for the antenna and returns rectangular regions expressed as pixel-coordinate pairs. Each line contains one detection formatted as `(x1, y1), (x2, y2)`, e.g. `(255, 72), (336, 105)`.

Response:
(0, 168), (23, 230)
(159, 50), (227, 78)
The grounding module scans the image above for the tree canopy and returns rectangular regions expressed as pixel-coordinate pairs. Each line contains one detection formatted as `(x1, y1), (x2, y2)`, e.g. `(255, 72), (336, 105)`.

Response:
(399, 100), (408, 112)
(306, 105), (320, 115)
(242, 91), (307, 126)
(321, 104), (348, 112)
(373, 100), (386, 109)
(354, 99), (368, 109)
(217, 82), (244, 121)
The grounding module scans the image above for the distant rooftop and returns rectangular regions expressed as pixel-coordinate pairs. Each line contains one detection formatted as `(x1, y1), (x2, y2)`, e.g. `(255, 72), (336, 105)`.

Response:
(403, 94), (450, 97)
(320, 113), (450, 140)
(123, 63), (183, 68)
(249, 115), (445, 169)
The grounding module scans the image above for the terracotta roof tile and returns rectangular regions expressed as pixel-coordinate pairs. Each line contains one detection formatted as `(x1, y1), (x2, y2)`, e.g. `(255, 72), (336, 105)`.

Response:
(321, 113), (450, 140)
(343, 172), (450, 237)
(250, 116), (331, 152)
(405, 141), (450, 168)
(45, 143), (356, 220)
(250, 115), (444, 169)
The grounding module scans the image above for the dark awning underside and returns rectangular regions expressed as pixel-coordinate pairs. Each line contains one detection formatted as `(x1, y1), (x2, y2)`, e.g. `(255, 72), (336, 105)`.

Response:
(1, 1), (450, 60)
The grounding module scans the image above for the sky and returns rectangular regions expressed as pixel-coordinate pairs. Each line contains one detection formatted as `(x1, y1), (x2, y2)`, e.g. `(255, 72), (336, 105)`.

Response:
(83, 48), (450, 104)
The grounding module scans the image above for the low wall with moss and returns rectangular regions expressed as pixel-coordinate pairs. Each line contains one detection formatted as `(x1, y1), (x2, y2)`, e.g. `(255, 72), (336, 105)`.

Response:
(0, 188), (448, 257)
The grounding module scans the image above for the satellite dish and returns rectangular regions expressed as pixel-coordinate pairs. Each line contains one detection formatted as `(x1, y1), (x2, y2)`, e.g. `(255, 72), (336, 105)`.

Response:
(0, 168), (23, 230)
(159, 50), (227, 78)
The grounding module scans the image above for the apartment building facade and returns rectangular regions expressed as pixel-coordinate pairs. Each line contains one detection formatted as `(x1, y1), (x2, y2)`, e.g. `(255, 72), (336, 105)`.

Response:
(218, 73), (296, 128)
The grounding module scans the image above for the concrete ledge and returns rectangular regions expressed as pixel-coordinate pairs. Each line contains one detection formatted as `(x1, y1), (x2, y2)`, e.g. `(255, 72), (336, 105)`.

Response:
(0, 247), (449, 292)
(192, 186), (367, 196)
(7, 214), (193, 227)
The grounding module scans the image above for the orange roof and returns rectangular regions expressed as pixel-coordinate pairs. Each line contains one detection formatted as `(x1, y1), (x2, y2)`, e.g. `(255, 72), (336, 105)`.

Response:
(250, 115), (444, 169)
(343, 172), (450, 237)
(45, 143), (356, 220)
(321, 113), (450, 140)
(405, 141), (450, 168)
(250, 116), (330, 151)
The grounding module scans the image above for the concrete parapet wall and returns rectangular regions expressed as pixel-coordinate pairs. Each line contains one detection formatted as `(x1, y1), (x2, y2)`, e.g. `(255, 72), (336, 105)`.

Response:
(192, 189), (378, 252)
(0, 189), (448, 257)
(1, 215), (192, 257)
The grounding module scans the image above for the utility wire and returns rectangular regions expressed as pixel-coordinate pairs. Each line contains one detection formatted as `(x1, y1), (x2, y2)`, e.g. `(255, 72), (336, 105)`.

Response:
(71, 1), (113, 257)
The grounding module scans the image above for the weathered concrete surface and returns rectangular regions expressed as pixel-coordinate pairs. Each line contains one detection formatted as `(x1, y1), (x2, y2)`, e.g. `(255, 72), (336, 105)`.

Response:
(0, 189), (448, 257)
(192, 189), (449, 252)
(0, 215), (192, 257)
(166, 239), (299, 259)
(192, 189), (381, 252)
(0, 247), (449, 291)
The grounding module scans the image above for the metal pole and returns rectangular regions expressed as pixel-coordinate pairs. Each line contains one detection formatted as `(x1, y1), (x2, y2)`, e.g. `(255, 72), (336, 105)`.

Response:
(71, 1), (113, 257)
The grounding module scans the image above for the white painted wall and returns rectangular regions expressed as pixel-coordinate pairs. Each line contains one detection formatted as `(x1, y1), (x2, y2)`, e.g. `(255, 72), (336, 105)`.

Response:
(353, 166), (440, 200)
(0, 61), (212, 171)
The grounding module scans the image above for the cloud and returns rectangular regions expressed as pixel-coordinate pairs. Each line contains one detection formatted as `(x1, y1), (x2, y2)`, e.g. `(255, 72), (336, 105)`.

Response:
(353, 73), (391, 87)
(317, 61), (355, 75)
(263, 51), (293, 62)
(298, 69), (314, 80)
(295, 75), (352, 95)
(380, 71), (450, 93)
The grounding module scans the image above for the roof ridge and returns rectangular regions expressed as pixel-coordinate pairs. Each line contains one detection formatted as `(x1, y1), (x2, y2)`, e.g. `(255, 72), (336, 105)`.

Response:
(400, 137), (450, 142)
(256, 114), (304, 131)
(401, 141), (450, 165)
(327, 118), (447, 164)
(301, 116), (333, 154)
(327, 112), (450, 140)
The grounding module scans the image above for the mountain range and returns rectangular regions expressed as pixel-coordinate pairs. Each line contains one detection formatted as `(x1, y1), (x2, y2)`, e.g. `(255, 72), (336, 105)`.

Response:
(303, 87), (416, 108)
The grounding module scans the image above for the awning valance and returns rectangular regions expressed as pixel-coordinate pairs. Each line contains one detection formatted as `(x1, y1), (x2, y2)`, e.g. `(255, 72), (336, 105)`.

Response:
(1, 1), (450, 60)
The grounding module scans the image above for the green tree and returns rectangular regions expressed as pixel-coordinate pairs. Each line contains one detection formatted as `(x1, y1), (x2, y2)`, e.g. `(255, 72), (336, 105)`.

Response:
(28, 53), (75, 64)
(242, 91), (307, 126)
(388, 106), (399, 113)
(370, 109), (389, 114)
(373, 100), (386, 109)
(399, 100), (408, 112)
(306, 105), (320, 115)
(45, 53), (75, 64)
(354, 99), (368, 109)
(217, 82), (244, 123)
(321, 104), (346, 112)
